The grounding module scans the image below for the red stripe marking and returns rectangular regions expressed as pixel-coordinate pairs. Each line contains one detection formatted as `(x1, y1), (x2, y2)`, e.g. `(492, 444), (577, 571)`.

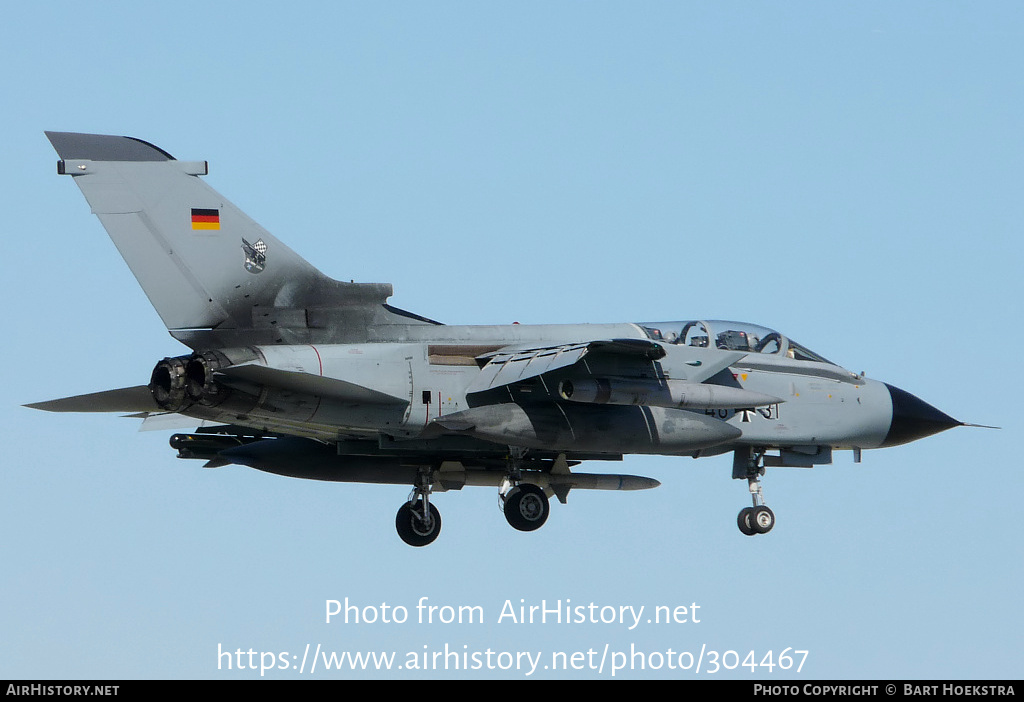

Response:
(310, 345), (323, 375)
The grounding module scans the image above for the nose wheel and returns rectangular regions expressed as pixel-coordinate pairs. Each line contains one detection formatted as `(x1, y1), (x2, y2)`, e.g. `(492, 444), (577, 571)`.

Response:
(738, 504), (775, 535)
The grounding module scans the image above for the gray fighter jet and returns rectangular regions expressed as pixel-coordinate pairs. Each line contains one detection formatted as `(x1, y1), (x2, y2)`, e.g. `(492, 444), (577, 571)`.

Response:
(29, 131), (973, 546)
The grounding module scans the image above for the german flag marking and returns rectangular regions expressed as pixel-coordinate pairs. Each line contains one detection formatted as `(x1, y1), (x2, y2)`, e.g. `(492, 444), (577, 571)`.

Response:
(191, 208), (220, 230)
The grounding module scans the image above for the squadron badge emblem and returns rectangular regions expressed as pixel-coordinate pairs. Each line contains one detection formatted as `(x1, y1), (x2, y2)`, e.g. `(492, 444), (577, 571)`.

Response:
(241, 237), (267, 274)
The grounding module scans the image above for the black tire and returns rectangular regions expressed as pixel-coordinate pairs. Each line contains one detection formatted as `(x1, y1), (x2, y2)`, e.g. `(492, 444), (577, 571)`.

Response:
(751, 505), (775, 534)
(503, 483), (549, 532)
(737, 507), (757, 536)
(395, 499), (441, 547)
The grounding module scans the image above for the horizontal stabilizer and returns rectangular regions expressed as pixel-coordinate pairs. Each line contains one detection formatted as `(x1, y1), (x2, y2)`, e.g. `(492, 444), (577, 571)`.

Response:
(138, 414), (219, 431)
(25, 385), (158, 413)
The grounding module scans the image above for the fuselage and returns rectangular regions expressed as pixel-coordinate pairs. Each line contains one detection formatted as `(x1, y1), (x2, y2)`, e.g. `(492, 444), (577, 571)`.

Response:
(166, 319), (917, 457)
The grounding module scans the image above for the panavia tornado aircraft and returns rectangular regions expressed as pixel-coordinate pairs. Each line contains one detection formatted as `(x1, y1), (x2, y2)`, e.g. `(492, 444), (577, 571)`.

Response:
(29, 131), (972, 546)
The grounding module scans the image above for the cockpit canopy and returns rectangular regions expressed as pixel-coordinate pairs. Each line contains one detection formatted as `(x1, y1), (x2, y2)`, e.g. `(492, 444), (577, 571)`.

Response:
(639, 320), (835, 365)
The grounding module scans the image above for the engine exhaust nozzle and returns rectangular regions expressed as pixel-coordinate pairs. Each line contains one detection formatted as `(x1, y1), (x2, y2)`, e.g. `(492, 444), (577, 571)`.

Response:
(149, 355), (191, 411)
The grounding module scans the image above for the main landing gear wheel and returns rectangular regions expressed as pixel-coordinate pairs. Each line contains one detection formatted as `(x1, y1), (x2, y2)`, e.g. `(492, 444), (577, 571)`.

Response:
(503, 483), (549, 532)
(396, 498), (441, 547)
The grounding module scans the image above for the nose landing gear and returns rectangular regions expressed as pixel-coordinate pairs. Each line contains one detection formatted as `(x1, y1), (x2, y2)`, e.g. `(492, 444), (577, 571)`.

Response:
(735, 448), (776, 536)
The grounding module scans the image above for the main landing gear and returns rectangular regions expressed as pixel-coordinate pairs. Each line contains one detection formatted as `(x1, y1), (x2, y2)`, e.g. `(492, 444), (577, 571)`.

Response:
(499, 448), (550, 532)
(394, 451), (553, 546)
(734, 448), (776, 536)
(396, 467), (442, 547)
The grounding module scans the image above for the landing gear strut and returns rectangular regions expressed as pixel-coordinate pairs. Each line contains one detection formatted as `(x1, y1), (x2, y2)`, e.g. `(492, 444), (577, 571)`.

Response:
(734, 448), (775, 536)
(396, 467), (441, 547)
(499, 447), (550, 532)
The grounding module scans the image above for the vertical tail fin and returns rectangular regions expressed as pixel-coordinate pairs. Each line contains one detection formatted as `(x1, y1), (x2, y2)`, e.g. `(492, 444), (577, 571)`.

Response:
(46, 131), (394, 344)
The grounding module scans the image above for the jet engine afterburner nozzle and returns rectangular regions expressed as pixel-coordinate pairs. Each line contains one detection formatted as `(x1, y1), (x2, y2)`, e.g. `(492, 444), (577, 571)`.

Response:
(150, 348), (258, 412)
(184, 350), (234, 407)
(149, 355), (192, 411)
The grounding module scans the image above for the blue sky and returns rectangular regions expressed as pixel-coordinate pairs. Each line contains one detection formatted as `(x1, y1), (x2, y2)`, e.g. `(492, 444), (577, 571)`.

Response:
(1, 3), (1020, 679)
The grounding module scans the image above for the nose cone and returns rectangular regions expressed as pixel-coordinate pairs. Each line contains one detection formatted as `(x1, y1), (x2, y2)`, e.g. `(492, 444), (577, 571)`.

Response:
(881, 383), (962, 447)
